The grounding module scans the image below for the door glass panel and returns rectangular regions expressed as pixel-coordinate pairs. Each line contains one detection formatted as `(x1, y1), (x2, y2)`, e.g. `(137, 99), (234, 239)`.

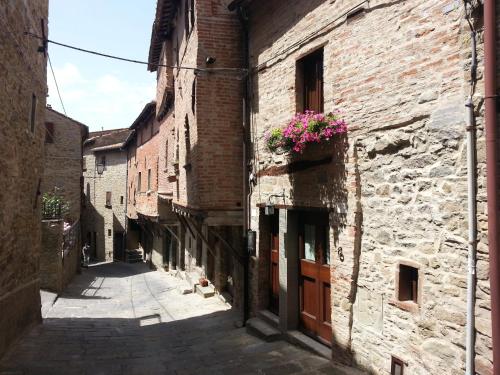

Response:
(304, 224), (316, 261)
(324, 226), (331, 265)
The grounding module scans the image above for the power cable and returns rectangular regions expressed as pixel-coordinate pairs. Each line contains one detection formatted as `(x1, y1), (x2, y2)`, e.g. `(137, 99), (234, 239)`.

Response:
(48, 52), (67, 115)
(25, 32), (247, 74)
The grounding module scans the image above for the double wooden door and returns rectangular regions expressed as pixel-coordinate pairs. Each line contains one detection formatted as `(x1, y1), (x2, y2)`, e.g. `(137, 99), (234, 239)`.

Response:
(298, 212), (332, 345)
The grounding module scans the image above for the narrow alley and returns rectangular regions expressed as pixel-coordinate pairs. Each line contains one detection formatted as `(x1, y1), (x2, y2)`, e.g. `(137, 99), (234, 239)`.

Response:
(0, 263), (343, 375)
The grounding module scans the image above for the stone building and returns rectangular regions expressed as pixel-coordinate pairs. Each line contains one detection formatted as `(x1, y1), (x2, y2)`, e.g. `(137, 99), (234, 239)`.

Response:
(41, 106), (88, 221)
(39, 106), (88, 293)
(0, 0), (48, 358)
(125, 101), (177, 266)
(227, 0), (495, 374)
(82, 128), (131, 262)
(147, 0), (246, 307)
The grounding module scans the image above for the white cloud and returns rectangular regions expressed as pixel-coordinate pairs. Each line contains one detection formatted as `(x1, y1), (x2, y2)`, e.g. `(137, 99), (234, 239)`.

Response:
(47, 64), (156, 131)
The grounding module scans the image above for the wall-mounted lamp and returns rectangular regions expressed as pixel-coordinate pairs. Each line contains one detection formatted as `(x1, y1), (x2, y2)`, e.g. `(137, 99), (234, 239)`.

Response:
(264, 189), (286, 216)
(264, 204), (274, 216)
(96, 163), (105, 175)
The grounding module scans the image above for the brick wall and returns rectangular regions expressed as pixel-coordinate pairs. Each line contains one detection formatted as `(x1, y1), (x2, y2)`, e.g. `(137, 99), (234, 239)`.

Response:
(0, 0), (48, 358)
(156, 0), (244, 211)
(42, 108), (86, 222)
(246, 0), (492, 374)
(127, 114), (161, 219)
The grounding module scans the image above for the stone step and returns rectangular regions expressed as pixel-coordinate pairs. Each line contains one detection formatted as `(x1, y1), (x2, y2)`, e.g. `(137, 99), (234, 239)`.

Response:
(185, 271), (202, 290)
(177, 281), (193, 295)
(246, 317), (282, 342)
(195, 284), (215, 298)
(257, 310), (279, 329)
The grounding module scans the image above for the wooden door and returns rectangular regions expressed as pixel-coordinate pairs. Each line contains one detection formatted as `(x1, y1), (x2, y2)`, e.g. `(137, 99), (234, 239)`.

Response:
(299, 212), (332, 345)
(113, 232), (124, 261)
(269, 212), (279, 315)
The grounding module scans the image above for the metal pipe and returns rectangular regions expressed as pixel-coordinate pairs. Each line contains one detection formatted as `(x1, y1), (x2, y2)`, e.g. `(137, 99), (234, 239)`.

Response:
(484, 0), (500, 373)
(465, 95), (477, 375)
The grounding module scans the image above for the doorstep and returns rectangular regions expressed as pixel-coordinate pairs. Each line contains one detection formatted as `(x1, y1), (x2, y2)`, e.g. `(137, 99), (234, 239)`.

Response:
(285, 330), (331, 359)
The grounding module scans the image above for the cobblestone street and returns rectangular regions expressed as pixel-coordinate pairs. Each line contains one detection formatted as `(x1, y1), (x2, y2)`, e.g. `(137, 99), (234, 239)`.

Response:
(0, 263), (340, 375)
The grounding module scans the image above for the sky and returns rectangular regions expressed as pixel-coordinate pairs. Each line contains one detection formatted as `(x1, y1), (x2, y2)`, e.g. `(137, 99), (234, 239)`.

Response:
(47, 0), (157, 131)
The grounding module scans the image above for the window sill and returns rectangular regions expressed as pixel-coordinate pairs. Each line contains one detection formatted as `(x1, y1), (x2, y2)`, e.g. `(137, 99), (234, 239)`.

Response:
(388, 299), (419, 313)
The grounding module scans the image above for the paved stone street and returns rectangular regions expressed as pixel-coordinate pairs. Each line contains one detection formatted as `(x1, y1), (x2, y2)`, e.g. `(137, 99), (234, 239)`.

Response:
(0, 262), (340, 375)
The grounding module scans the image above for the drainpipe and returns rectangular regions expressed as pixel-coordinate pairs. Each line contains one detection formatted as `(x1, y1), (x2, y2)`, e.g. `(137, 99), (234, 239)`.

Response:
(484, 0), (500, 373)
(465, 93), (477, 375)
(237, 4), (251, 325)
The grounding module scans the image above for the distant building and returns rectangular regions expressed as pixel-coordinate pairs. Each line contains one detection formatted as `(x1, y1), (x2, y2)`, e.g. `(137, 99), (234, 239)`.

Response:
(0, 0), (49, 358)
(41, 106), (88, 222)
(124, 101), (177, 266)
(82, 128), (131, 262)
(39, 106), (88, 293)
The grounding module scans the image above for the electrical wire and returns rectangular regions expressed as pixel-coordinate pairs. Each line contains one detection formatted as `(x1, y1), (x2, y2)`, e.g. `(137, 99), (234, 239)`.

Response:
(48, 52), (67, 115)
(25, 32), (247, 74)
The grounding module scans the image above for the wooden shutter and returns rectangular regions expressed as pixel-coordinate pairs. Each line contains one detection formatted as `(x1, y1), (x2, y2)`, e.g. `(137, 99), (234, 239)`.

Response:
(303, 49), (324, 113)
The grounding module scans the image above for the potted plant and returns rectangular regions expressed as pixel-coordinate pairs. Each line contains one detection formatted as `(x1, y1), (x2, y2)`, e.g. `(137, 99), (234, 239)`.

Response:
(265, 110), (347, 154)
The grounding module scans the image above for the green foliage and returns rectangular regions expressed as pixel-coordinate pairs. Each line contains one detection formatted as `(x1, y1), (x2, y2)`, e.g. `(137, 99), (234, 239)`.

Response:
(42, 192), (69, 219)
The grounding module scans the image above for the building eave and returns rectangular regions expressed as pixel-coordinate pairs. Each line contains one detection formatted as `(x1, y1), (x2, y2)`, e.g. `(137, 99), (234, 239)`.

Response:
(147, 0), (177, 72)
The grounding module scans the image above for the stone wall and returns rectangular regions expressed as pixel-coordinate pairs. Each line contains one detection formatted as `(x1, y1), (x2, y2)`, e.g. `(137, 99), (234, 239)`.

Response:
(40, 220), (64, 292)
(246, 0), (492, 374)
(40, 220), (80, 294)
(83, 143), (128, 261)
(41, 108), (87, 222)
(0, 0), (48, 358)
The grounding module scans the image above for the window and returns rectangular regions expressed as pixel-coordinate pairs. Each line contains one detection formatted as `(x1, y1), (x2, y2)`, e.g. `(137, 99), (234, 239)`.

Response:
(105, 191), (112, 207)
(297, 48), (324, 113)
(190, 0), (195, 29)
(120, 196), (124, 205)
(147, 169), (152, 190)
(45, 122), (54, 143)
(138, 172), (142, 192)
(391, 357), (404, 375)
(29, 94), (37, 133)
(165, 140), (169, 166)
(185, 0), (190, 36)
(398, 264), (418, 303)
(184, 115), (191, 162)
(86, 183), (90, 201)
(191, 78), (196, 114)
(108, 229), (112, 237)
(82, 157), (87, 171)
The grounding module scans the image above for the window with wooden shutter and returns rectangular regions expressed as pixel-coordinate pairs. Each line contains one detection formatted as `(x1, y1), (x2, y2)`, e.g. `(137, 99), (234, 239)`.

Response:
(391, 357), (405, 375)
(297, 48), (324, 113)
(45, 122), (54, 143)
(138, 172), (142, 192)
(105, 191), (112, 207)
(148, 169), (152, 190)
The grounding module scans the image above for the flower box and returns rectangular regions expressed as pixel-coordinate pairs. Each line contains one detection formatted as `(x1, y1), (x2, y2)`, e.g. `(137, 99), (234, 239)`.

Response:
(266, 111), (347, 154)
